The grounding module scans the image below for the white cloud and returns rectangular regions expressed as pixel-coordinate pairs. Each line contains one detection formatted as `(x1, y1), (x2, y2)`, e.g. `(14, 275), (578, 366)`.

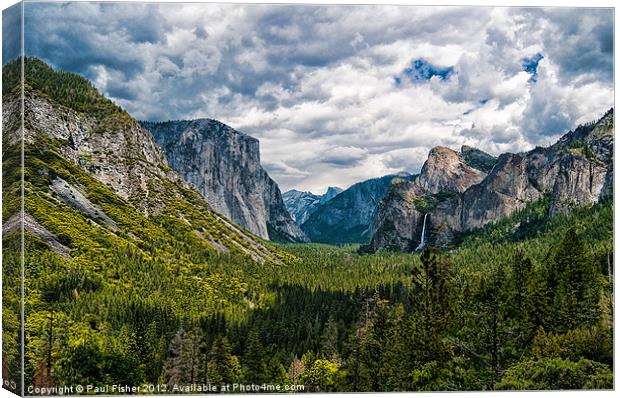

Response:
(22, 3), (613, 193)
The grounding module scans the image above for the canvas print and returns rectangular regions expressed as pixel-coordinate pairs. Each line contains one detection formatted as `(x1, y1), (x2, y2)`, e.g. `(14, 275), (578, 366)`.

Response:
(1, 1), (614, 395)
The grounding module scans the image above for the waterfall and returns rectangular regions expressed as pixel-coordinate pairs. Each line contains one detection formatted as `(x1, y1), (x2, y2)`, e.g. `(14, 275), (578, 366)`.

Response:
(415, 213), (428, 251)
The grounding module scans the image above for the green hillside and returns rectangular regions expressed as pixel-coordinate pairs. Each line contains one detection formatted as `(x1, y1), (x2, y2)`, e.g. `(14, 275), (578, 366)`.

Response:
(3, 57), (122, 116)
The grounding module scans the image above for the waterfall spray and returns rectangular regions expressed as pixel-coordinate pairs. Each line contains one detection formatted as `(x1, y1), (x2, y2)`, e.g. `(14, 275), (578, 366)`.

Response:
(415, 213), (428, 251)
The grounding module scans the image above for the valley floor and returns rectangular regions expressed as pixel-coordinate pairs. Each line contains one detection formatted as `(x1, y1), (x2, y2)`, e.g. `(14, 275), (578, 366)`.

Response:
(3, 199), (614, 392)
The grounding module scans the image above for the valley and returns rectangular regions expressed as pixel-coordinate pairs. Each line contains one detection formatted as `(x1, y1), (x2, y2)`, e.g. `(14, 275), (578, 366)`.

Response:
(1, 57), (614, 392)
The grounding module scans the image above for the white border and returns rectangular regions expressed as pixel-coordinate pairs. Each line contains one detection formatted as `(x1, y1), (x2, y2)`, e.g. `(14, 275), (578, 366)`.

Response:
(0, 2), (616, 398)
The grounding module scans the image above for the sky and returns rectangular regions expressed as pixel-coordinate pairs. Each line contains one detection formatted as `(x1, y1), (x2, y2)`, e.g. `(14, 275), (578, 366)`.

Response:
(3, 2), (614, 193)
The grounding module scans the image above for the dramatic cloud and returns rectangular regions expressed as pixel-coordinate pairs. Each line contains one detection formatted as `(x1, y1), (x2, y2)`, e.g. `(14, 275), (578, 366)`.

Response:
(13, 3), (614, 192)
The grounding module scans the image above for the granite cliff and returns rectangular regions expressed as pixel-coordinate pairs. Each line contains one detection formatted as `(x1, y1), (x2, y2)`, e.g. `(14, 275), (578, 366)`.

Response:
(3, 57), (291, 264)
(141, 120), (308, 243)
(366, 110), (613, 252)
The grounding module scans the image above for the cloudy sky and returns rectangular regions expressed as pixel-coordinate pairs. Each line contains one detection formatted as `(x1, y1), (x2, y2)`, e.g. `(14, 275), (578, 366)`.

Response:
(5, 2), (614, 193)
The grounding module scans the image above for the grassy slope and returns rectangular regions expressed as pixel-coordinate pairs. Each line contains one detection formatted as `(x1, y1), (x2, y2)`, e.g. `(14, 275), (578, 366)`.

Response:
(1, 58), (299, 385)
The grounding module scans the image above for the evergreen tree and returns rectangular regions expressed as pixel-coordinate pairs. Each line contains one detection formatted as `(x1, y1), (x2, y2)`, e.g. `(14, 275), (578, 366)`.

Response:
(381, 304), (414, 391)
(475, 264), (509, 388)
(320, 316), (340, 364)
(548, 228), (601, 331)
(207, 336), (241, 384)
(507, 252), (539, 352)
(518, 264), (550, 348)
(242, 328), (268, 384)
(412, 248), (453, 359)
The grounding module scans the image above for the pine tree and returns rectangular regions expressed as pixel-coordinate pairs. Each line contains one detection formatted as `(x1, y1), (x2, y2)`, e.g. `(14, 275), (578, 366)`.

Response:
(548, 228), (601, 332)
(476, 264), (509, 387)
(161, 327), (203, 385)
(242, 328), (268, 384)
(523, 265), (549, 339)
(508, 252), (538, 349)
(412, 248), (453, 359)
(207, 336), (240, 385)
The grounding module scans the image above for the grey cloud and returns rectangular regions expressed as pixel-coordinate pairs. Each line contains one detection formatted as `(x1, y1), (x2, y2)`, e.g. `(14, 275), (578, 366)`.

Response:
(23, 2), (160, 80)
(459, 125), (521, 145)
(518, 8), (613, 83)
(320, 146), (368, 167)
(13, 3), (614, 192)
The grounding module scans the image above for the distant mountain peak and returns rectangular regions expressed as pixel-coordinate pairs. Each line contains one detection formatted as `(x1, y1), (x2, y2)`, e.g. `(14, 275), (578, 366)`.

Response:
(301, 173), (414, 244)
(321, 186), (343, 203)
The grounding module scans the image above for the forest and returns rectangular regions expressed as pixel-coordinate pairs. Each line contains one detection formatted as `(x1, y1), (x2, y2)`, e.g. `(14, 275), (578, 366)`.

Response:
(4, 194), (614, 392)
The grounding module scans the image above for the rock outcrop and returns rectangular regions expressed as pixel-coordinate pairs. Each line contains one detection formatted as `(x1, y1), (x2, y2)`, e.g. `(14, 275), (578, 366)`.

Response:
(368, 147), (486, 251)
(142, 120), (308, 243)
(416, 146), (486, 194)
(366, 111), (613, 252)
(320, 186), (344, 204)
(461, 145), (498, 173)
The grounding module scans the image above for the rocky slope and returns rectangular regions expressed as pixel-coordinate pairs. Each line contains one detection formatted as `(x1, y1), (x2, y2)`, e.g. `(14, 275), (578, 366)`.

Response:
(461, 145), (497, 172)
(283, 186), (343, 225)
(366, 110), (613, 252)
(2, 57), (292, 265)
(301, 174), (413, 244)
(141, 120), (308, 243)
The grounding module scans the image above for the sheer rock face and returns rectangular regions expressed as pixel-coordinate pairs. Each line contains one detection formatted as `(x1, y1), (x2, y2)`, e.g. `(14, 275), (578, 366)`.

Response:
(4, 92), (285, 264)
(366, 181), (425, 251)
(14, 92), (178, 214)
(367, 109), (614, 252)
(416, 146), (486, 194)
(369, 147), (485, 251)
(320, 186), (344, 204)
(142, 120), (308, 243)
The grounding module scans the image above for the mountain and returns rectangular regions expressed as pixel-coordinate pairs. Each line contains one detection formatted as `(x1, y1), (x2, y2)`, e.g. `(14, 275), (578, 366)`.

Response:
(282, 186), (343, 225)
(365, 110), (614, 252)
(2, 57), (292, 266)
(301, 174), (413, 244)
(283, 190), (322, 224)
(2, 57), (300, 390)
(320, 186), (343, 203)
(141, 120), (308, 243)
